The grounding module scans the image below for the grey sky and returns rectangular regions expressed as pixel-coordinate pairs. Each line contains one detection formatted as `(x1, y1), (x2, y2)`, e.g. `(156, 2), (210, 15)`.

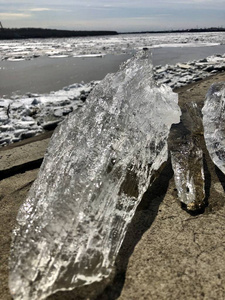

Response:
(0, 0), (224, 32)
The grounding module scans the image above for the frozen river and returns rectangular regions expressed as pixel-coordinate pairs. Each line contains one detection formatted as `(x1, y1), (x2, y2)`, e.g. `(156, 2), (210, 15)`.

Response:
(0, 31), (225, 98)
(1, 32), (225, 146)
(1, 44), (225, 98)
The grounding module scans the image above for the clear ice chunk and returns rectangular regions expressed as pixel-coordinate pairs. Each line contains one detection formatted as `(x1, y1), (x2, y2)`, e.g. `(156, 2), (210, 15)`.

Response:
(202, 82), (225, 174)
(182, 102), (203, 135)
(170, 101), (205, 211)
(170, 130), (205, 210)
(9, 51), (181, 300)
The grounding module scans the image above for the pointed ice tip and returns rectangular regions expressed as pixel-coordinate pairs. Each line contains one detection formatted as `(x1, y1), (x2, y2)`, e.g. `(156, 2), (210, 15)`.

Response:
(137, 48), (151, 59)
(120, 49), (152, 70)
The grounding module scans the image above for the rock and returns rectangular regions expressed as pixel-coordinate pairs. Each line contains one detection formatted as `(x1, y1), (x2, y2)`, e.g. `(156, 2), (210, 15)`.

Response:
(203, 65), (215, 72)
(0, 136), (11, 145)
(14, 129), (28, 138)
(214, 65), (225, 72)
(31, 98), (40, 105)
(62, 107), (73, 116)
(199, 58), (208, 63)
(80, 95), (87, 101)
(193, 76), (202, 82)
(20, 131), (37, 140)
(42, 120), (62, 131)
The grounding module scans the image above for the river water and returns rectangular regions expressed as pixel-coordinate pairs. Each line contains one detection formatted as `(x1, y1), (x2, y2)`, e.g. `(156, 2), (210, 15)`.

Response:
(0, 44), (225, 98)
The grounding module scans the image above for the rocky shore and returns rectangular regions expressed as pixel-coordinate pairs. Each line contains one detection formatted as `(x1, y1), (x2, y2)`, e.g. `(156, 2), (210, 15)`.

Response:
(1, 72), (225, 300)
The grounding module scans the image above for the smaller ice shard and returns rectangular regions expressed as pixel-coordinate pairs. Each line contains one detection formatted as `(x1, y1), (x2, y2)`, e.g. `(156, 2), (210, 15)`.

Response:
(170, 131), (205, 210)
(182, 102), (203, 135)
(169, 102), (205, 211)
(9, 51), (181, 300)
(202, 82), (225, 174)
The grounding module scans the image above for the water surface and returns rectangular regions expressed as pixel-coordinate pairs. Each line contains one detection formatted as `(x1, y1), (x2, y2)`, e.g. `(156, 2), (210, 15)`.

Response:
(0, 44), (225, 98)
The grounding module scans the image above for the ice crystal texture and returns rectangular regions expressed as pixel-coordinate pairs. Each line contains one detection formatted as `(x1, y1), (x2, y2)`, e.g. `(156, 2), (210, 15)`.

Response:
(170, 102), (205, 210)
(9, 51), (181, 300)
(170, 132), (205, 210)
(202, 82), (225, 174)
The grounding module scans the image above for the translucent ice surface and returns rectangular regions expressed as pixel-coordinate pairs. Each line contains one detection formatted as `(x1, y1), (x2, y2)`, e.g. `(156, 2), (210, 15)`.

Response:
(9, 51), (181, 300)
(202, 82), (225, 174)
(170, 132), (205, 211)
(170, 102), (205, 211)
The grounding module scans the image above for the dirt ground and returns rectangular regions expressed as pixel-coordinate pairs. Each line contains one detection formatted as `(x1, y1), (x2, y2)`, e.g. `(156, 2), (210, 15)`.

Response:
(0, 72), (225, 300)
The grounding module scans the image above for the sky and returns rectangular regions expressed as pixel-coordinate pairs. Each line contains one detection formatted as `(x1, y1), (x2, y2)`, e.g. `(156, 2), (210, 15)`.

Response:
(0, 0), (224, 32)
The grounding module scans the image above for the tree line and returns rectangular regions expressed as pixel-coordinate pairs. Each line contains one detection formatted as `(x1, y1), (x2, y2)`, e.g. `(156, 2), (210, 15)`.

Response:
(0, 28), (118, 39)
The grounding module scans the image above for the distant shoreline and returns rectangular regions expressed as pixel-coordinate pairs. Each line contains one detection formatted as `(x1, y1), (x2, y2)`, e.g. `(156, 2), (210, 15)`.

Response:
(0, 27), (224, 40)
(121, 27), (225, 35)
(0, 28), (118, 40)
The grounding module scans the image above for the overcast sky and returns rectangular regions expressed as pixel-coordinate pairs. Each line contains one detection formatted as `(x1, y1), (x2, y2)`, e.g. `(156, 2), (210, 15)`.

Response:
(0, 0), (224, 32)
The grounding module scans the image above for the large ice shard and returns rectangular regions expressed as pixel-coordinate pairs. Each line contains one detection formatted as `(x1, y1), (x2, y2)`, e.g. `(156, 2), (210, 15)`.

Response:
(202, 82), (225, 174)
(170, 102), (205, 211)
(9, 51), (181, 300)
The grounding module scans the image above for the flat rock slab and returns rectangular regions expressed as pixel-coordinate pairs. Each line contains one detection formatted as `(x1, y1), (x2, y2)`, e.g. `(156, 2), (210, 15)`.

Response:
(0, 132), (52, 179)
(0, 139), (49, 170)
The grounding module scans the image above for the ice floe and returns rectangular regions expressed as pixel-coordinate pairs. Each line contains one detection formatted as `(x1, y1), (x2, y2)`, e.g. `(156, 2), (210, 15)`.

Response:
(0, 82), (97, 146)
(149, 42), (220, 49)
(0, 32), (224, 61)
(153, 53), (225, 88)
